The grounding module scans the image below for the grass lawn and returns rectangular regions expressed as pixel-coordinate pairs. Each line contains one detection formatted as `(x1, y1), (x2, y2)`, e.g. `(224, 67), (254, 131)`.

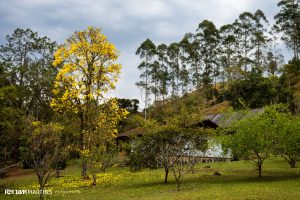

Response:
(1, 157), (300, 200)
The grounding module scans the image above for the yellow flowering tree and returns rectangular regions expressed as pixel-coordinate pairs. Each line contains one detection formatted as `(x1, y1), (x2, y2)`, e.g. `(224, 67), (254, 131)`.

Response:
(51, 26), (126, 179)
(80, 98), (128, 183)
(82, 144), (117, 186)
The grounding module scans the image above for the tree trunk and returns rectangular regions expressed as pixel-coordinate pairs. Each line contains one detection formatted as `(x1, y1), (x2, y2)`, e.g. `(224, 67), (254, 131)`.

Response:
(164, 168), (169, 184)
(56, 168), (60, 177)
(244, 32), (247, 72)
(258, 162), (262, 178)
(287, 155), (296, 168)
(39, 188), (44, 200)
(3, 146), (7, 167)
(82, 161), (88, 180)
(92, 174), (97, 185)
(38, 177), (44, 200)
(79, 114), (84, 150)
(13, 119), (22, 163)
(288, 159), (296, 168)
(177, 181), (181, 191)
(145, 57), (148, 120)
(79, 112), (88, 179)
(282, 155), (297, 168)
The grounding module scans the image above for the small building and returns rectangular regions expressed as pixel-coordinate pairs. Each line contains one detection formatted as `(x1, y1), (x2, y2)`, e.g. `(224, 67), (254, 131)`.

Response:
(195, 108), (264, 129)
(117, 108), (264, 162)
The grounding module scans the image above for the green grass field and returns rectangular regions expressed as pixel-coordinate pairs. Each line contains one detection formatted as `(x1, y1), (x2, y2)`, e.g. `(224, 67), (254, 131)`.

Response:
(1, 157), (300, 200)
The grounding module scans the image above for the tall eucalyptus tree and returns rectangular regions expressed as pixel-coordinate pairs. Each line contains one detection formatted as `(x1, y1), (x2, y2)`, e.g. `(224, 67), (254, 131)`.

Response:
(136, 39), (156, 119)
(184, 33), (201, 90)
(156, 43), (169, 100)
(195, 20), (219, 105)
(179, 36), (192, 95)
(167, 43), (180, 97)
(233, 12), (256, 72)
(274, 0), (300, 60)
(252, 10), (270, 71)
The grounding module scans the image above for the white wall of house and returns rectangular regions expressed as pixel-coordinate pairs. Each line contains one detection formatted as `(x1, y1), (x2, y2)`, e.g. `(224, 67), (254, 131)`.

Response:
(185, 139), (231, 159)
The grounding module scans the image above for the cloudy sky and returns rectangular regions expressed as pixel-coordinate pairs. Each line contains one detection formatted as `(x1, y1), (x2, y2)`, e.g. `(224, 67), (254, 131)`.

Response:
(0, 0), (286, 108)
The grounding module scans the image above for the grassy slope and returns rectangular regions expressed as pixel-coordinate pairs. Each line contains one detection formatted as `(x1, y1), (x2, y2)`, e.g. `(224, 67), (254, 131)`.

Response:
(1, 157), (300, 200)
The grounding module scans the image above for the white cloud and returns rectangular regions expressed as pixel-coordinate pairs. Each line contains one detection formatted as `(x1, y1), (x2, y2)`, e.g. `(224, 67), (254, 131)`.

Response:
(124, 0), (172, 19)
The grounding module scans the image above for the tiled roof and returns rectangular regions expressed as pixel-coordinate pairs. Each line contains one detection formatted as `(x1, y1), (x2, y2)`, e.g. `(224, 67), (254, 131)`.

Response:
(117, 127), (144, 138)
(118, 108), (264, 137)
(204, 108), (264, 128)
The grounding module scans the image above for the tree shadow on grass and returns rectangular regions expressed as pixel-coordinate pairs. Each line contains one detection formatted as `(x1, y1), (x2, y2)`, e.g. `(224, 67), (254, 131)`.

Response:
(126, 171), (300, 189)
(183, 172), (300, 186)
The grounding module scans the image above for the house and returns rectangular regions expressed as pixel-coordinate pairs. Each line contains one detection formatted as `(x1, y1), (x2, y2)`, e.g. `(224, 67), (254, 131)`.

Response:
(117, 108), (264, 162)
(198, 108), (264, 129)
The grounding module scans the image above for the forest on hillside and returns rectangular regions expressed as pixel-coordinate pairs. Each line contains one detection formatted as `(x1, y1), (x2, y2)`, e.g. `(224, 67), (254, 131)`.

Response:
(135, 0), (300, 116)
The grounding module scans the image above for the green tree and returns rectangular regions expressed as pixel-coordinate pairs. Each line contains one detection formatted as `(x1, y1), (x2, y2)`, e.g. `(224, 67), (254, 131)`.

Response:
(274, 0), (300, 60)
(179, 36), (192, 95)
(264, 50), (284, 76)
(221, 107), (278, 178)
(129, 105), (208, 190)
(0, 28), (57, 164)
(136, 39), (156, 119)
(233, 12), (256, 71)
(273, 111), (300, 168)
(252, 10), (269, 70)
(20, 120), (67, 200)
(0, 28), (57, 120)
(83, 142), (117, 185)
(183, 33), (201, 90)
(195, 20), (219, 105)
(117, 98), (139, 114)
(219, 24), (237, 75)
(0, 71), (24, 166)
(281, 59), (300, 111)
(167, 42), (181, 98)
(195, 20), (219, 84)
(221, 70), (291, 109)
(156, 43), (169, 100)
(129, 122), (208, 188)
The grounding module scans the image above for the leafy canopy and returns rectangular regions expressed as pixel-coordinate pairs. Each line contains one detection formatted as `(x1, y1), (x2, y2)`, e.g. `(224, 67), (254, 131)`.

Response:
(51, 26), (121, 113)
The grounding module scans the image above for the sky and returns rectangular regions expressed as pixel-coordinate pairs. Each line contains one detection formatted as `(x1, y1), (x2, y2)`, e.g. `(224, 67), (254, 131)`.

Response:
(0, 0), (287, 109)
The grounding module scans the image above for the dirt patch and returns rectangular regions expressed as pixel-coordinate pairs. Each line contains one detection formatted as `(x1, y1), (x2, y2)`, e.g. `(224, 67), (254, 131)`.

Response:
(4, 167), (34, 178)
